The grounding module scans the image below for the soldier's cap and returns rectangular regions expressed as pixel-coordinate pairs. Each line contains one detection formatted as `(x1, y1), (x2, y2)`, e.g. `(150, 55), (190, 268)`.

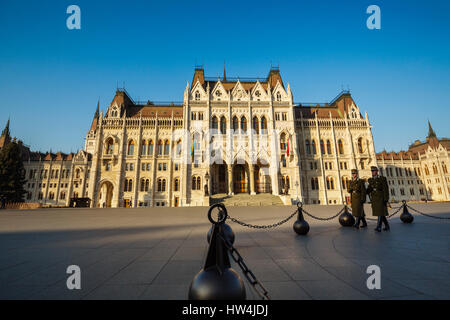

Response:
(351, 169), (358, 174)
(370, 166), (379, 171)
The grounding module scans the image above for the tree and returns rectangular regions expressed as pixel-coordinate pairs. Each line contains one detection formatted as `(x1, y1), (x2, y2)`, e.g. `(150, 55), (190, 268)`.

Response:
(0, 141), (27, 202)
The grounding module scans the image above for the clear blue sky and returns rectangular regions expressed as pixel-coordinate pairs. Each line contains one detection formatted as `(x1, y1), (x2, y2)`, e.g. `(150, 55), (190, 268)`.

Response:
(0, 0), (449, 153)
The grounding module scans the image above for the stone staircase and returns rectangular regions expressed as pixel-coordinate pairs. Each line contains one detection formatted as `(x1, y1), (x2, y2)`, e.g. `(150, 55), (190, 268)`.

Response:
(209, 193), (284, 206)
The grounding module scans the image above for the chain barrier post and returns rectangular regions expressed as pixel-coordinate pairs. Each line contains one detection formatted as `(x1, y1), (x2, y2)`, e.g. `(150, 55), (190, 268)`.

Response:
(188, 203), (246, 300)
(339, 205), (355, 227)
(207, 207), (235, 245)
(293, 201), (310, 235)
(400, 200), (414, 224)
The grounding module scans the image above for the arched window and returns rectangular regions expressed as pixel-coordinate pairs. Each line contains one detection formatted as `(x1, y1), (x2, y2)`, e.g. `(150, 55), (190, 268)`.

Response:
(342, 177), (350, 190)
(432, 163), (438, 175)
(60, 191), (66, 200)
(164, 140), (170, 155)
(276, 92), (281, 101)
(128, 140), (135, 155)
(424, 165), (429, 175)
(197, 177), (201, 190)
(241, 116), (247, 133)
(212, 116), (218, 130)
(145, 179), (149, 192)
(195, 91), (200, 101)
(176, 140), (182, 156)
(174, 178), (179, 192)
(252, 116), (259, 134)
(106, 138), (114, 155)
(124, 179), (133, 192)
(357, 138), (363, 153)
(260, 116), (267, 134)
(326, 177), (335, 190)
(326, 140), (332, 154)
(320, 140), (325, 155)
(442, 162), (448, 174)
(140, 178), (145, 192)
(192, 177), (197, 190)
(305, 140), (311, 155)
(75, 169), (80, 179)
(280, 133), (286, 151)
(157, 178), (166, 192)
(148, 140), (154, 156)
(157, 140), (163, 155)
(338, 139), (344, 155)
(232, 116), (238, 132)
(141, 140), (147, 155)
(312, 140), (317, 154)
(311, 178), (315, 190)
(220, 116), (227, 134)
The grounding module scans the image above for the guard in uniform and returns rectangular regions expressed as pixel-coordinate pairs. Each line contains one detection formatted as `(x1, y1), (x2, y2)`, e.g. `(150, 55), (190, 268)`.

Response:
(347, 169), (367, 229)
(366, 166), (390, 232)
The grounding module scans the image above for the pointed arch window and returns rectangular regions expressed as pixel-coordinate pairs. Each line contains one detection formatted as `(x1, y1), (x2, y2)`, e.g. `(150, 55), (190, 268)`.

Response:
(141, 140), (147, 155)
(320, 140), (325, 155)
(358, 138), (364, 153)
(220, 116), (227, 134)
(338, 139), (344, 155)
(195, 91), (200, 101)
(252, 116), (259, 134)
(148, 140), (154, 156)
(276, 92), (281, 101)
(326, 140), (332, 154)
(174, 178), (180, 192)
(105, 138), (114, 155)
(305, 140), (311, 155)
(312, 140), (317, 154)
(157, 140), (163, 155)
(127, 140), (135, 155)
(212, 116), (218, 130)
(280, 133), (286, 151)
(260, 116), (267, 134)
(164, 140), (170, 155)
(232, 116), (238, 132)
(240, 116), (247, 134)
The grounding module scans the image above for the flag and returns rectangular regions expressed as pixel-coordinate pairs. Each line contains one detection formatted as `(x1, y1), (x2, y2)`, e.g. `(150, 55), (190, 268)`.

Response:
(191, 139), (195, 158)
(286, 139), (289, 157)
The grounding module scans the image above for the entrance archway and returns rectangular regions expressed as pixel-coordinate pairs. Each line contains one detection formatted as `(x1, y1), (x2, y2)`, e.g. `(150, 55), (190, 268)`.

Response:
(98, 181), (114, 208)
(233, 163), (248, 194)
(211, 163), (228, 194)
(254, 161), (272, 193)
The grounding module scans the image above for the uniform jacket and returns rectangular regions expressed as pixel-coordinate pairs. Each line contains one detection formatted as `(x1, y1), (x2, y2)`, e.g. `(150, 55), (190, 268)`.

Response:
(347, 178), (366, 217)
(367, 175), (389, 216)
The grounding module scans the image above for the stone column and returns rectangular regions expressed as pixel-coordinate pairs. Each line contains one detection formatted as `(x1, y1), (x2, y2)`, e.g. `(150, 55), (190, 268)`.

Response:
(249, 164), (256, 195)
(228, 164), (233, 195)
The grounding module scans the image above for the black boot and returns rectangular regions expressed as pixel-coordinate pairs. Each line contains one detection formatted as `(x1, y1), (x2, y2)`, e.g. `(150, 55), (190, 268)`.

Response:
(374, 217), (382, 232)
(353, 217), (361, 229)
(382, 216), (390, 231)
(360, 217), (368, 228)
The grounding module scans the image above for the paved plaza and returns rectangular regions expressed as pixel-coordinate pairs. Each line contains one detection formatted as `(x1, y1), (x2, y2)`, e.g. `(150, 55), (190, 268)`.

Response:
(0, 202), (449, 300)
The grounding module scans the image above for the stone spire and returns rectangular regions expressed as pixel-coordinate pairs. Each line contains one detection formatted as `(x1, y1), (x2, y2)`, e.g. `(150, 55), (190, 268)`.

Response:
(0, 119), (11, 149)
(94, 100), (100, 118)
(223, 61), (226, 81)
(427, 120), (436, 138)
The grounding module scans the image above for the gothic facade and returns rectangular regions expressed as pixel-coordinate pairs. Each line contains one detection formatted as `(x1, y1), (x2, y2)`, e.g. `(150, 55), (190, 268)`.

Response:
(13, 67), (449, 207)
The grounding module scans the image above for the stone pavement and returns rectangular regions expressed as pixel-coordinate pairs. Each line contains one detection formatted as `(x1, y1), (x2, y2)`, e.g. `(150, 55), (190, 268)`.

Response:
(0, 202), (449, 300)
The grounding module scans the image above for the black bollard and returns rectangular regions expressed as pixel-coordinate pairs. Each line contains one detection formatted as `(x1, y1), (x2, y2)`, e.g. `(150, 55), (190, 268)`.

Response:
(189, 203), (246, 300)
(400, 201), (414, 223)
(293, 201), (309, 235)
(207, 208), (235, 245)
(339, 205), (355, 227)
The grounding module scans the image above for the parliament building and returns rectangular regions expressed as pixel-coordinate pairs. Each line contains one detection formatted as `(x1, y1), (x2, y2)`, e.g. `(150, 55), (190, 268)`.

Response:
(4, 67), (449, 207)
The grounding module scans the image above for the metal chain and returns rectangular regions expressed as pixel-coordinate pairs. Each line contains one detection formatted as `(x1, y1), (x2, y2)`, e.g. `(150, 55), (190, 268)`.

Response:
(349, 205), (403, 221)
(218, 232), (270, 300)
(228, 210), (298, 229)
(301, 207), (344, 221)
(406, 204), (450, 220)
